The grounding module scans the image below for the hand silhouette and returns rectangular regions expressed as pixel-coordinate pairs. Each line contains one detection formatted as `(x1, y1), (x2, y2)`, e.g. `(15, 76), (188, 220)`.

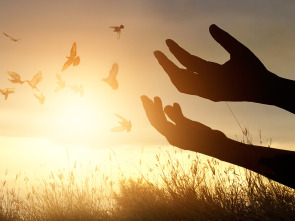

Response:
(141, 24), (295, 189)
(154, 24), (280, 105)
(141, 95), (295, 189)
(141, 96), (227, 153)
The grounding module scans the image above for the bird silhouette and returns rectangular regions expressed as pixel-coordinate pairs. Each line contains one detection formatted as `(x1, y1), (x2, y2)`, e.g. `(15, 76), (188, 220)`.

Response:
(0, 88), (15, 100)
(26, 71), (43, 91)
(3, 32), (20, 42)
(55, 74), (66, 92)
(62, 42), (80, 71)
(102, 63), (119, 89)
(7, 72), (25, 84)
(33, 92), (45, 104)
(69, 84), (84, 97)
(111, 114), (132, 132)
(109, 25), (124, 39)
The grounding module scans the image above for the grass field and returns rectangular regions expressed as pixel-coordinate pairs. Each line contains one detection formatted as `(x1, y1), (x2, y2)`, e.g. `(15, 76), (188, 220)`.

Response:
(1, 148), (294, 221)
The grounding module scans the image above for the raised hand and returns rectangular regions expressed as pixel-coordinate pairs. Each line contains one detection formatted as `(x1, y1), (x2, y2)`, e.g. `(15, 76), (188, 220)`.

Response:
(141, 96), (227, 154)
(154, 24), (281, 105)
(142, 24), (295, 189)
(141, 95), (295, 189)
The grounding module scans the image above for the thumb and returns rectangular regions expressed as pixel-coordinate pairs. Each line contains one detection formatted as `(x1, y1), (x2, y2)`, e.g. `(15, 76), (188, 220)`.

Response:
(209, 24), (247, 56)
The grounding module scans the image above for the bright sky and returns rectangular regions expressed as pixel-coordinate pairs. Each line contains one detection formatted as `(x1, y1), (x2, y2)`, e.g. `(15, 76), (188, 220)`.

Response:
(1, 0), (295, 178)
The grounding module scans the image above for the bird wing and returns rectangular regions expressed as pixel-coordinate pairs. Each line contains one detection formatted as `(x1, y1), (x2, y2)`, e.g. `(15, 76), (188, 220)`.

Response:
(111, 126), (125, 132)
(31, 71), (43, 84)
(109, 63), (118, 78)
(7, 88), (15, 93)
(33, 93), (40, 100)
(3, 33), (19, 41)
(62, 59), (72, 71)
(70, 42), (77, 58)
(40, 93), (45, 102)
(7, 72), (21, 81)
(126, 121), (132, 132)
(111, 79), (118, 90)
(3, 32), (13, 39)
(3, 32), (11, 38)
(69, 85), (79, 92)
(73, 56), (80, 66)
(115, 114), (128, 124)
(102, 77), (118, 90)
(117, 31), (121, 39)
(109, 26), (117, 29)
(3, 88), (15, 100)
(56, 74), (63, 82)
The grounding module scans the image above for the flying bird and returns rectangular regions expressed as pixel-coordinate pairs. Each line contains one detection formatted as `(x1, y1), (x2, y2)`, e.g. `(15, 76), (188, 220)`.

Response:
(62, 42), (80, 71)
(102, 63), (119, 90)
(7, 72), (25, 84)
(55, 74), (66, 92)
(111, 114), (132, 132)
(109, 25), (124, 39)
(69, 84), (84, 97)
(3, 32), (20, 42)
(26, 71), (43, 91)
(0, 88), (15, 100)
(33, 92), (45, 104)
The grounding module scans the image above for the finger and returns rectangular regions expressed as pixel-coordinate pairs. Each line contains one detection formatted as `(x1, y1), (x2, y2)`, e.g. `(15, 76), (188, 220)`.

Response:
(164, 103), (184, 124)
(141, 95), (159, 126)
(166, 39), (219, 73)
(154, 51), (210, 96)
(153, 96), (169, 124)
(154, 50), (198, 89)
(154, 50), (183, 78)
(165, 103), (212, 131)
(141, 95), (155, 122)
(209, 24), (248, 56)
(140, 96), (173, 135)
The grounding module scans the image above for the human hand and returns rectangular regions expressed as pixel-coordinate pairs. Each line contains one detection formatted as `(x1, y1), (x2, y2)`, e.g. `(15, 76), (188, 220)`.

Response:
(154, 24), (279, 104)
(140, 95), (227, 153)
(141, 96), (295, 189)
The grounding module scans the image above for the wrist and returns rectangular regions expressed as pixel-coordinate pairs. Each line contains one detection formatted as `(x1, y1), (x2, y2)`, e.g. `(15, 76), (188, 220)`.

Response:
(270, 73), (295, 114)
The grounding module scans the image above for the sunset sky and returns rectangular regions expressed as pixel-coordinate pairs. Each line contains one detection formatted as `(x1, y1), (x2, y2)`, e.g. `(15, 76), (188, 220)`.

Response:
(1, 0), (295, 177)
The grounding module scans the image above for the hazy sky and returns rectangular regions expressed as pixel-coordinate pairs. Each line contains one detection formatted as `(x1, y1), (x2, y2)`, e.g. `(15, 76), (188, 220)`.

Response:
(1, 0), (295, 176)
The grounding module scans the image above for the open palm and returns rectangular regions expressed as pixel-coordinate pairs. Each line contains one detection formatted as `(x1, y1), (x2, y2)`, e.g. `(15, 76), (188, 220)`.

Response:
(154, 24), (279, 104)
(141, 96), (227, 153)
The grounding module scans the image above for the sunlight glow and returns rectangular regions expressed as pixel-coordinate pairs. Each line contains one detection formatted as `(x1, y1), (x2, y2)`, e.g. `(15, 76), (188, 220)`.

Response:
(60, 103), (94, 132)
(55, 96), (102, 140)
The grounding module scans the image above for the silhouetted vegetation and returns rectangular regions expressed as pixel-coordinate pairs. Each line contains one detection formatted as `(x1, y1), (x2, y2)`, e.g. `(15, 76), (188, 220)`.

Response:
(1, 149), (294, 221)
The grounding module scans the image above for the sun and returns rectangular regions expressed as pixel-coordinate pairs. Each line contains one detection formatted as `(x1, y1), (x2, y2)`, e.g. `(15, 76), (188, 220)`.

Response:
(60, 103), (94, 132)
(54, 95), (103, 140)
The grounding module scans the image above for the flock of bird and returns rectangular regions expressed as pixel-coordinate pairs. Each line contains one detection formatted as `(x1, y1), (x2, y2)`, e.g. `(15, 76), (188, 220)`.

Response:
(1, 25), (132, 132)
(5, 70), (44, 103)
